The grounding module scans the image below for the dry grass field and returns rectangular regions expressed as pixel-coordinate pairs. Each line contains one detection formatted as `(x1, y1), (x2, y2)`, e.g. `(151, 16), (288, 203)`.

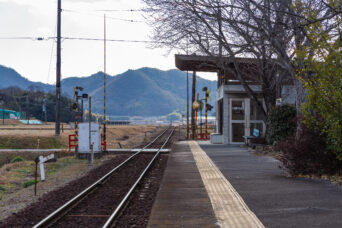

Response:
(0, 122), (163, 149)
(0, 123), (165, 218)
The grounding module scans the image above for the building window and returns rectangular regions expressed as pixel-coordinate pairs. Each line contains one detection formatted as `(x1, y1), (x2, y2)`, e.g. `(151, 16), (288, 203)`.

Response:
(250, 100), (264, 121)
(232, 123), (245, 142)
(232, 100), (245, 120)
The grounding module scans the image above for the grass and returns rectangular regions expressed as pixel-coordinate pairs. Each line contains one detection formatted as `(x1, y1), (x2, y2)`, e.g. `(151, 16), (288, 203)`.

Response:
(0, 156), (85, 199)
(0, 136), (64, 149)
(0, 125), (163, 199)
(23, 179), (40, 188)
(0, 151), (74, 168)
(10, 156), (25, 163)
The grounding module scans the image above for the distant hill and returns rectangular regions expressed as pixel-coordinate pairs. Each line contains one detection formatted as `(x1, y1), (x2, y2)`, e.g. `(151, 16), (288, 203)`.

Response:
(0, 65), (217, 116)
(0, 65), (54, 91)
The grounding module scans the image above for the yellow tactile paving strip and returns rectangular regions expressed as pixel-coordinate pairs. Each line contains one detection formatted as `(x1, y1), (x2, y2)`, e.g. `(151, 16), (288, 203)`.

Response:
(189, 141), (265, 228)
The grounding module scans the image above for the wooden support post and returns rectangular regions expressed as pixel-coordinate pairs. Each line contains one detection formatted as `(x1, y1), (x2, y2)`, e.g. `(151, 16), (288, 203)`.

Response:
(34, 157), (38, 196)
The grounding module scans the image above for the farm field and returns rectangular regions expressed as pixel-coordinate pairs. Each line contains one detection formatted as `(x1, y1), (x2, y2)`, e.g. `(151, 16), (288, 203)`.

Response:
(0, 121), (162, 149)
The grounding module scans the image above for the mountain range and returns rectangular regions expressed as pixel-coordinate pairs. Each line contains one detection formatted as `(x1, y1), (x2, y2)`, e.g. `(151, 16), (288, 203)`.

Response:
(0, 65), (217, 116)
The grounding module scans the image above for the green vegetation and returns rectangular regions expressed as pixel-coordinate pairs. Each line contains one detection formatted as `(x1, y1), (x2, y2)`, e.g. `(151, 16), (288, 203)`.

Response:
(0, 136), (63, 150)
(0, 87), (74, 122)
(266, 105), (296, 145)
(295, 2), (342, 159)
(0, 156), (85, 199)
(10, 156), (24, 163)
(276, 1), (342, 176)
(23, 179), (38, 188)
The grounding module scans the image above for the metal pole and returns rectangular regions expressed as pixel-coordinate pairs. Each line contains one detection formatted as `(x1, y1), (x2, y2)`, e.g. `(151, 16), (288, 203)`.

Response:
(186, 71), (189, 139)
(205, 94), (208, 139)
(200, 108), (202, 139)
(74, 88), (79, 153)
(103, 14), (107, 146)
(55, 0), (62, 136)
(89, 96), (93, 164)
(34, 158), (38, 196)
(81, 98), (84, 122)
(191, 71), (196, 140)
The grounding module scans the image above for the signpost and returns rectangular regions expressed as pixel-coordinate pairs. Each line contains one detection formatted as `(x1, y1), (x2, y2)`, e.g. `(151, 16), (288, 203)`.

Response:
(35, 154), (56, 196)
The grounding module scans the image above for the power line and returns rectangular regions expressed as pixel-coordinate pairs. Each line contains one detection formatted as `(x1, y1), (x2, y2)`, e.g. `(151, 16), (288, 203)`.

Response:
(62, 37), (163, 43)
(93, 9), (146, 12)
(63, 9), (145, 23)
(0, 36), (163, 43)
(64, 8), (145, 12)
(0, 37), (47, 40)
(47, 21), (57, 84)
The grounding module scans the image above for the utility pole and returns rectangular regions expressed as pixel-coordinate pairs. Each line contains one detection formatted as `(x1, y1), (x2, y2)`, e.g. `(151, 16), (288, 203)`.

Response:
(55, 0), (62, 136)
(103, 14), (107, 149)
(191, 71), (196, 140)
(74, 87), (79, 153)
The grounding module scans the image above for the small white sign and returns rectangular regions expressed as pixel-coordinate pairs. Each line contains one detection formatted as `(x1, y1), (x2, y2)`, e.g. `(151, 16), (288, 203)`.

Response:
(39, 154), (55, 182)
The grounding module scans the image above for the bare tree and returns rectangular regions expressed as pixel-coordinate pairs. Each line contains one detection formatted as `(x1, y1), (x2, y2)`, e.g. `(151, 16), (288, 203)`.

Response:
(143, 0), (340, 116)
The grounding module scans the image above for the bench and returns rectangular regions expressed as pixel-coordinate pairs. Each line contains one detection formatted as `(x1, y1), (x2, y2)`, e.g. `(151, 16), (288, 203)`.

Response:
(243, 128), (260, 146)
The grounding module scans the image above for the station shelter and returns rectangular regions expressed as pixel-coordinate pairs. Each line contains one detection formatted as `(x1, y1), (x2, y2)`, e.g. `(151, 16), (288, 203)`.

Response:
(175, 54), (294, 144)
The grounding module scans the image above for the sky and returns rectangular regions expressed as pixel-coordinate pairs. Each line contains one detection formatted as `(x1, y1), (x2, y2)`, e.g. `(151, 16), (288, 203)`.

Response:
(0, 0), (216, 84)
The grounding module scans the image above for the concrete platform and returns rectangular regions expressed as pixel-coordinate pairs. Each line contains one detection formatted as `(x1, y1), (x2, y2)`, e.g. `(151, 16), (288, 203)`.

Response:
(149, 141), (342, 228)
(199, 142), (342, 228)
(148, 141), (219, 228)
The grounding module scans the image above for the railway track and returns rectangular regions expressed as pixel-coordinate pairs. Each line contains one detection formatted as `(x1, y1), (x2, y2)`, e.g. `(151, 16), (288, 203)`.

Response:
(33, 126), (175, 228)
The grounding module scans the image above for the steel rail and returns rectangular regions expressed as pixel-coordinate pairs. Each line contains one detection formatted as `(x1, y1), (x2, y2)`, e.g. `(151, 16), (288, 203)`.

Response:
(33, 126), (171, 228)
(102, 127), (175, 228)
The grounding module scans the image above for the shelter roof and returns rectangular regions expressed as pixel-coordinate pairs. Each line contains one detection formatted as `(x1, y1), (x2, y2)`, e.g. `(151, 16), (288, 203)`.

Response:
(175, 54), (259, 72)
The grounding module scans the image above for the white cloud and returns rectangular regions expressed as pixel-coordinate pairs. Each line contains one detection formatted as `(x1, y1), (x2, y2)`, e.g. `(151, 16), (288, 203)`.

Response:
(0, 0), (216, 84)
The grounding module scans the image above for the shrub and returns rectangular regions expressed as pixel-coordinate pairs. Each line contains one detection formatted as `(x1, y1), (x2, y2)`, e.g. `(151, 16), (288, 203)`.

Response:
(276, 126), (342, 176)
(266, 105), (296, 144)
(0, 185), (5, 191)
(23, 179), (39, 188)
(10, 156), (24, 164)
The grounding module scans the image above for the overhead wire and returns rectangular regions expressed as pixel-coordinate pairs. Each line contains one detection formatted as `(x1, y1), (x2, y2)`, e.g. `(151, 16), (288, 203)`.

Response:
(0, 37), (47, 40)
(0, 36), (163, 44)
(61, 37), (164, 44)
(46, 21), (57, 84)
(92, 9), (146, 12)
(63, 8), (145, 12)
(62, 9), (145, 23)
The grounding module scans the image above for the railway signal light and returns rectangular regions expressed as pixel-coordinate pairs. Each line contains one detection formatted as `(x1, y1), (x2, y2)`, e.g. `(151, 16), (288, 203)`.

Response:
(206, 104), (213, 111)
(72, 103), (78, 110)
(202, 86), (213, 140)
